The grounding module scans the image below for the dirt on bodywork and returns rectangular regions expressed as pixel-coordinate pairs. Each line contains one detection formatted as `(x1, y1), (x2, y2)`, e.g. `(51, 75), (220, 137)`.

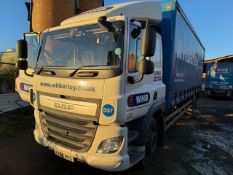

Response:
(0, 97), (232, 175)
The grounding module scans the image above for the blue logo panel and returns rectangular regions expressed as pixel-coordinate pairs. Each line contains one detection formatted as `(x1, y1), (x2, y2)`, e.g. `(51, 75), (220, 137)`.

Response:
(20, 82), (32, 93)
(102, 104), (114, 117)
(128, 93), (150, 107)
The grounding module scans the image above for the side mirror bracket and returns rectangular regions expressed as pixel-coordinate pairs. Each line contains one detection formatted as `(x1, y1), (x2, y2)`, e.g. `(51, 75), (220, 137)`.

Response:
(16, 59), (28, 70)
(127, 74), (144, 84)
(127, 59), (154, 84)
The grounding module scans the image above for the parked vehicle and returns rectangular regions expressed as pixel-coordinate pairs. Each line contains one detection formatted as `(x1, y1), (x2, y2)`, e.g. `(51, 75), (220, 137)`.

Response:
(16, 0), (204, 171)
(206, 61), (233, 97)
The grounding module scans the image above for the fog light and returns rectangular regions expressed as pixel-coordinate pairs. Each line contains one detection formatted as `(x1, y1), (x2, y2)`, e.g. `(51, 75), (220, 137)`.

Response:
(97, 137), (124, 154)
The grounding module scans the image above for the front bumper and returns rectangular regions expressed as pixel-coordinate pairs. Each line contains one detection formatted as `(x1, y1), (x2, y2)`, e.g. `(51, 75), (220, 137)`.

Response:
(34, 124), (130, 171)
(207, 89), (233, 97)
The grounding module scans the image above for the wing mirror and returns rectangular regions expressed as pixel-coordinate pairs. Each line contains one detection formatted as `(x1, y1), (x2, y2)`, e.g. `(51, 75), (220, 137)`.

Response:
(139, 22), (156, 75)
(17, 39), (28, 59)
(138, 23), (156, 77)
(138, 59), (154, 75)
(16, 39), (28, 70)
(141, 24), (156, 57)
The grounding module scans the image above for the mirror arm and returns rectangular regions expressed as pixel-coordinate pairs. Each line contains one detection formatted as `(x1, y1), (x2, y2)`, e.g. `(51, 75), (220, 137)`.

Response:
(23, 32), (40, 40)
(24, 70), (34, 77)
(127, 74), (144, 84)
(134, 74), (144, 83)
(98, 16), (115, 32)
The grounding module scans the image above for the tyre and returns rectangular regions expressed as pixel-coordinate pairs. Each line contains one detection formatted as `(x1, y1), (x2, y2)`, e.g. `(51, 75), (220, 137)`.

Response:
(141, 116), (157, 167)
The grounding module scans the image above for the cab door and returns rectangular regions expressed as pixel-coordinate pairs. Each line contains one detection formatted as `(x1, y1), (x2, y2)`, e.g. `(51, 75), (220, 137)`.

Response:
(125, 21), (165, 122)
(16, 33), (39, 102)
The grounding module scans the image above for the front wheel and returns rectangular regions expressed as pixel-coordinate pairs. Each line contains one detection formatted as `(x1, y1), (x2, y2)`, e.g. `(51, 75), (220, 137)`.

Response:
(141, 117), (158, 167)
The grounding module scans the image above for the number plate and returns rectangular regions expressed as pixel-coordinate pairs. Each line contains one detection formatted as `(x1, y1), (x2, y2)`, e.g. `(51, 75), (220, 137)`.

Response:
(54, 150), (74, 162)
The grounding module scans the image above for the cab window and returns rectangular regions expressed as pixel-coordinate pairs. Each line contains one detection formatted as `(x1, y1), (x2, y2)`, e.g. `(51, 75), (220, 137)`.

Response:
(151, 34), (163, 81)
(26, 35), (39, 68)
(128, 22), (144, 73)
(128, 23), (162, 73)
(152, 34), (162, 69)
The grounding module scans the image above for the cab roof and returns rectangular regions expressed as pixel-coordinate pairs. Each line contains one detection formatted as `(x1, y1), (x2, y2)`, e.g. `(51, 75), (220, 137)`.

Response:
(61, 1), (162, 27)
(205, 55), (233, 63)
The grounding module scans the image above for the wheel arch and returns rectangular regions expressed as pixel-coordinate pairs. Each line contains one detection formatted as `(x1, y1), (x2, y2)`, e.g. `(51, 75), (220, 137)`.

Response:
(147, 100), (166, 147)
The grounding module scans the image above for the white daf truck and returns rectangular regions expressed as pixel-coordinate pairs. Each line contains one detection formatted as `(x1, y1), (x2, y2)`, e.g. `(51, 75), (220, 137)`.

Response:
(16, 1), (204, 171)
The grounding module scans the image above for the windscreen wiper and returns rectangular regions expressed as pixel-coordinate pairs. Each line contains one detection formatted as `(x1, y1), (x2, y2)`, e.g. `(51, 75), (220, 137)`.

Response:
(37, 67), (56, 75)
(37, 66), (44, 75)
(70, 65), (105, 77)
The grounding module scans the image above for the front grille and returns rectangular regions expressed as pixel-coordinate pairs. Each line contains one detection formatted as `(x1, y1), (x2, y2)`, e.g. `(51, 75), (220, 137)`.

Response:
(40, 112), (97, 152)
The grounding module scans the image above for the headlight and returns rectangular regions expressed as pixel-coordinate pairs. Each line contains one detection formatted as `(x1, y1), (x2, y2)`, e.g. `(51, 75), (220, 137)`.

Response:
(97, 137), (124, 154)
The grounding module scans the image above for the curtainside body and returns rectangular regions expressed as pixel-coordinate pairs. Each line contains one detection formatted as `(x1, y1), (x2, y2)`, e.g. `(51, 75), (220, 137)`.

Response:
(160, 0), (205, 111)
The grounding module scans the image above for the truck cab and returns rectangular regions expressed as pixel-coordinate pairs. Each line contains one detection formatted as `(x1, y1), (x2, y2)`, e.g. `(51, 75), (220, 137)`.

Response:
(16, 1), (165, 171)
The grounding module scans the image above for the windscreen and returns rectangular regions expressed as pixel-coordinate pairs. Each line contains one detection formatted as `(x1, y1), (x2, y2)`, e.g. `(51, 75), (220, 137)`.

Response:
(37, 22), (124, 69)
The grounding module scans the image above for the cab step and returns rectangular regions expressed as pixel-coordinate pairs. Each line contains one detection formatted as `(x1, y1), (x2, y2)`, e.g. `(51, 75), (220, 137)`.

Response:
(128, 130), (139, 143)
(128, 146), (145, 166)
